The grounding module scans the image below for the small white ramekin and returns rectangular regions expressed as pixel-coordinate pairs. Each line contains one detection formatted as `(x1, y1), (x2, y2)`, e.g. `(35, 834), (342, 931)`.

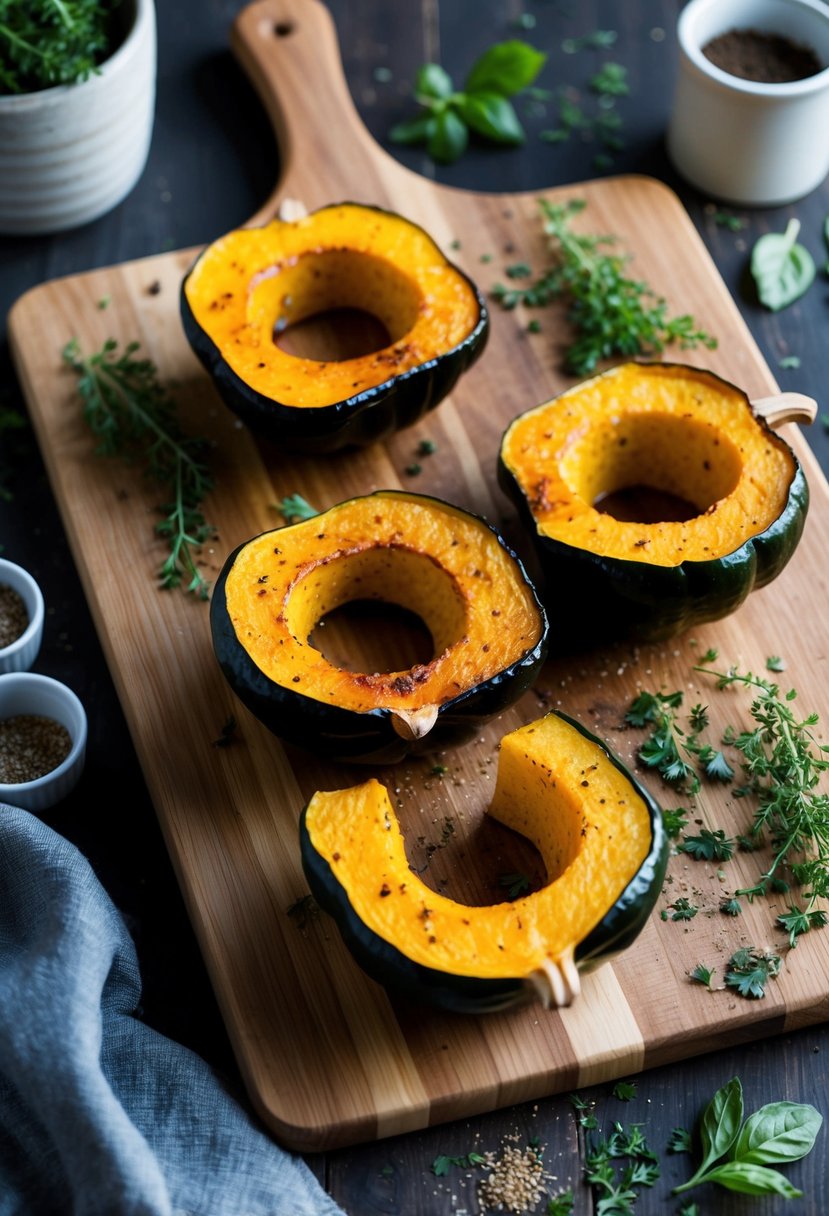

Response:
(0, 673), (88, 812)
(667, 0), (829, 206)
(0, 558), (45, 675)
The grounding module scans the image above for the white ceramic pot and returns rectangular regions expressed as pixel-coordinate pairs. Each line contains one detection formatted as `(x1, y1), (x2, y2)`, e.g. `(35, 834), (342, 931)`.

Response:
(667, 0), (829, 206)
(0, 0), (156, 235)
(0, 672), (87, 812)
(0, 558), (45, 675)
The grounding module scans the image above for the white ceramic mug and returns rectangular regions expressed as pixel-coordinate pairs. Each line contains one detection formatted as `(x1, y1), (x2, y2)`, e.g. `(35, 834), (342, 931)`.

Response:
(0, 0), (156, 235)
(667, 0), (829, 206)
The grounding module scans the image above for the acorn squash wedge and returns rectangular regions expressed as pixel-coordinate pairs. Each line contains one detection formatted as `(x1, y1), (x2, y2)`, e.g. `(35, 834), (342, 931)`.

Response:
(210, 490), (548, 763)
(498, 362), (809, 644)
(300, 710), (668, 1013)
(180, 201), (488, 453)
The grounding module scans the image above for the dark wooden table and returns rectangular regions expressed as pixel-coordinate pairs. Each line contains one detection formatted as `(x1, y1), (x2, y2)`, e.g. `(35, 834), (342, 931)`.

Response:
(2, 2), (827, 1212)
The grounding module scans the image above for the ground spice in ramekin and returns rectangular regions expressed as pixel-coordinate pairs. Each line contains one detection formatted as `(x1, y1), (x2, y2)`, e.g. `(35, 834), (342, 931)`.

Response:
(0, 584), (29, 650)
(0, 714), (71, 783)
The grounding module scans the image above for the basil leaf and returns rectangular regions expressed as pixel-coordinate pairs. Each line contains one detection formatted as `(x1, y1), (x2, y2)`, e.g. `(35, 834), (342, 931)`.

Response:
(464, 40), (547, 96)
(751, 218), (816, 311)
(733, 1101), (822, 1165)
(458, 92), (525, 144)
(415, 63), (453, 100)
(700, 1076), (743, 1169)
(388, 114), (435, 146)
(427, 108), (469, 164)
(703, 1161), (802, 1198)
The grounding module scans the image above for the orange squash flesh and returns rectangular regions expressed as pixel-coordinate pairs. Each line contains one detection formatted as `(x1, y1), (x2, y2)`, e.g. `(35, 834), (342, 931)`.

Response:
(182, 203), (483, 410)
(303, 712), (655, 980)
(222, 492), (544, 716)
(500, 362), (797, 567)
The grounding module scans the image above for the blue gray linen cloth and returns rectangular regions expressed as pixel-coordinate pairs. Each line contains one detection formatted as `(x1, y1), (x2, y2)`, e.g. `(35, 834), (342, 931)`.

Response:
(0, 803), (346, 1216)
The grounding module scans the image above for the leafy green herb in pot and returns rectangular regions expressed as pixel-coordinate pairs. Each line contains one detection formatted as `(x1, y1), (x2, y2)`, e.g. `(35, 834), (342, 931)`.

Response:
(0, 0), (121, 95)
(389, 39), (547, 164)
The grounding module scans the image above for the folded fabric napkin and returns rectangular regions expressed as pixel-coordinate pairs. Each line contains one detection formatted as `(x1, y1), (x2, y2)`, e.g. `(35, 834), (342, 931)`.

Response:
(0, 803), (346, 1216)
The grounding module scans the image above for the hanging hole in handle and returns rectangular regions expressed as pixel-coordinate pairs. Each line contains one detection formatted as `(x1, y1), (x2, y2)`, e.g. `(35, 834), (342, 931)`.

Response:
(274, 20), (295, 36)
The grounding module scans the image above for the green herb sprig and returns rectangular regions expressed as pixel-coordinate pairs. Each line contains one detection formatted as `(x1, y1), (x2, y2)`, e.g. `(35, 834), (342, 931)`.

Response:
(431, 1150), (486, 1176)
(492, 199), (717, 376)
(673, 1076), (821, 1198)
(624, 689), (731, 796)
(583, 1120), (660, 1213)
(724, 947), (781, 999)
(390, 39), (546, 164)
(0, 0), (119, 95)
(498, 871), (531, 900)
(275, 493), (318, 523)
(678, 828), (735, 862)
(63, 337), (215, 599)
(696, 664), (829, 945)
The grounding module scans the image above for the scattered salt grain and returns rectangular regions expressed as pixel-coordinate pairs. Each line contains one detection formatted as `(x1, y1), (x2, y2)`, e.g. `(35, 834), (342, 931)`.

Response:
(478, 1142), (549, 1214)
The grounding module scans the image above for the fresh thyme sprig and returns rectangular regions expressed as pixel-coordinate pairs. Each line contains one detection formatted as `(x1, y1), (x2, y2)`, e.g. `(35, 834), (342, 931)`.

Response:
(491, 198), (718, 375)
(63, 337), (215, 599)
(696, 664), (829, 946)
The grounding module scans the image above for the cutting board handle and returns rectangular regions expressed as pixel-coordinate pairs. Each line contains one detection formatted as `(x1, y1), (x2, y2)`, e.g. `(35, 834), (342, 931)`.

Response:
(231, 0), (413, 226)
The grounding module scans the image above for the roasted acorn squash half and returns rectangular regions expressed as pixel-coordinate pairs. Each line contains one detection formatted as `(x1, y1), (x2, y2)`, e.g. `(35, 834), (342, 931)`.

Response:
(300, 710), (668, 1013)
(210, 490), (549, 763)
(180, 202), (488, 453)
(498, 362), (809, 644)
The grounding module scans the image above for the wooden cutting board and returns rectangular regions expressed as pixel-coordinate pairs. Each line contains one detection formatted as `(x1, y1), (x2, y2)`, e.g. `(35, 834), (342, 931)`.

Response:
(9, 0), (829, 1153)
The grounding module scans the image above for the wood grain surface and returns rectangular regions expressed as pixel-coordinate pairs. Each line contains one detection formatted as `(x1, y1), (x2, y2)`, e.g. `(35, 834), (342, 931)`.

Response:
(9, 0), (829, 1153)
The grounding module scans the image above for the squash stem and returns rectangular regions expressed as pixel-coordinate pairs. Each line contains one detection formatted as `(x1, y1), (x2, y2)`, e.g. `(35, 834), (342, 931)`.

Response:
(526, 949), (580, 1009)
(390, 705), (439, 741)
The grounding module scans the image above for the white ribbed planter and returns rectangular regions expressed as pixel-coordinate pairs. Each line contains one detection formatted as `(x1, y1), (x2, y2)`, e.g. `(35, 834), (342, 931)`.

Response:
(0, 0), (156, 235)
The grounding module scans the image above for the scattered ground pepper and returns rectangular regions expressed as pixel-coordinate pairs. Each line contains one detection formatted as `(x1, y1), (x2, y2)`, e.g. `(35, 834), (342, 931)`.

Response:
(0, 584), (28, 649)
(0, 714), (71, 783)
(702, 28), (823, 82)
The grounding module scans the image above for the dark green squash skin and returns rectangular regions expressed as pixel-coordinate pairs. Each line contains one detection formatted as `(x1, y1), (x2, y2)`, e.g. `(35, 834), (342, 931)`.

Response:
(209, 492), (550, 765)
(179, 203), (490, 455)
(299, 710), (669, 1014)
(498, 418), (809, 647)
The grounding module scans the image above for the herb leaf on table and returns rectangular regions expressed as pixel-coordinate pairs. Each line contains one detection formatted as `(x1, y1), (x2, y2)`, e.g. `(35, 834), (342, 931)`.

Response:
(63, 337), (215, 599)
(389, 39), (546, 163)
(674, 1076), (821, 1196)
(724, 947), (781, 999)
(751, 218), (816, 311)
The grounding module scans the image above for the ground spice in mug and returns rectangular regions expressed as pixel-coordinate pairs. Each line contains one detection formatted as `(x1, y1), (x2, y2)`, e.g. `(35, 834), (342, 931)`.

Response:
(0, 584), (29, 649)
(0, 714), (71, 783)
(702, 28), (824, 83)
